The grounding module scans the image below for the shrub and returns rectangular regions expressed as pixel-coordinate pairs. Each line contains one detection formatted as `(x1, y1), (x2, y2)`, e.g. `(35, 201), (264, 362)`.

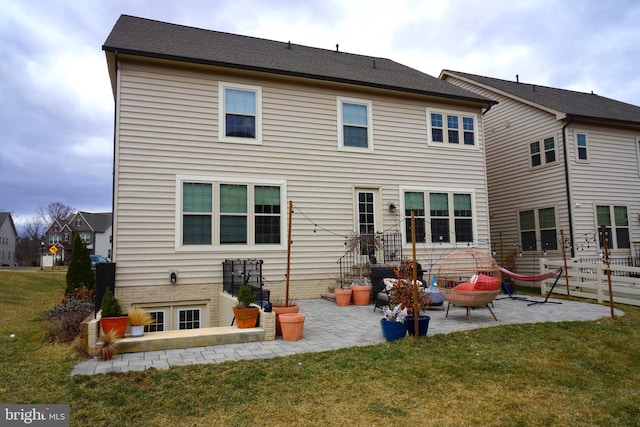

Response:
(236, 284), (255, 309)
(100, 288), (122, 317)
(43, 296), (94, 343)
(65, 234), (95, 294)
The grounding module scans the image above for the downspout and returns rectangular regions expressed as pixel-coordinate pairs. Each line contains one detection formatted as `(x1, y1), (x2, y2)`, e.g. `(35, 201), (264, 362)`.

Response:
(562, 115), (575, 257)
(110, 51), (118, 260)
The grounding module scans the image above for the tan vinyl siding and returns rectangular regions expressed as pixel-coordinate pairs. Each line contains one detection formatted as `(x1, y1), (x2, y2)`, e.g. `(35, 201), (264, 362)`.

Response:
(113, 60), (491, 313)
(445, 74), (640, 270)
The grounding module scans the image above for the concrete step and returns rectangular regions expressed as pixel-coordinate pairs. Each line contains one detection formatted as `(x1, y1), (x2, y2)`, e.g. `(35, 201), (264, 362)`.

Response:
(117, 326), (264, 353)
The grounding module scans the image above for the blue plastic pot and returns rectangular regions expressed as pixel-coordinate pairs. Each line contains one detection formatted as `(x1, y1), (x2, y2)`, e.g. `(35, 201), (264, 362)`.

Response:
(380, 318), (407, 342)
(405, 316), (430, 337)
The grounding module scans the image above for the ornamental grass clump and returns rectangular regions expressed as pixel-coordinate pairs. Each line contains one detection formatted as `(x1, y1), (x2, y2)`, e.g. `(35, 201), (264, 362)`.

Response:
(98, 330), (120, 360)
(128, 307), (153, 327)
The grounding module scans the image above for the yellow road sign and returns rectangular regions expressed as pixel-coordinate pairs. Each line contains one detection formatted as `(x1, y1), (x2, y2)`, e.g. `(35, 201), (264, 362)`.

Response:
(49, 246), (58, 254)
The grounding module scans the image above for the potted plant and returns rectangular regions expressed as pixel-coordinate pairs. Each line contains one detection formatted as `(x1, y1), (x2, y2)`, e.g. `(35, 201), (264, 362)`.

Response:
(97, 329), (120, 360)
(380, 304), (408, 341)
(128, 307), (153, 337)
(271, 296), (299, 336)
(351, 277), (372, 305)
(232, 284), (260, 328)
(389, 258), (431, 337)
(100, 288), (128, 338)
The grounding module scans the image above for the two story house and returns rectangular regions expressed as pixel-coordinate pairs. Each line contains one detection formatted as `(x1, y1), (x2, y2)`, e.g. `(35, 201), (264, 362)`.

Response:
(102, 15), (497, 331)
(441, 70), (640, 273)
(0, 213), (17, 266)
(44, 211), (113, 263)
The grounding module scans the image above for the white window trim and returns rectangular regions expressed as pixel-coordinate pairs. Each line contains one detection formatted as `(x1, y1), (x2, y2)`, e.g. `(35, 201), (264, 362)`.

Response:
(337, 96), (374, 152)
(175, 175), (287, 252)
(427, 108), (479, 149)
(144, 309), (167, 332)
(218, 82), (263, 145)
(177, 307), (203, 330)
(575, 130), (589, 163)
(399, 185), (477, 247)
(529, 135), (557, 168)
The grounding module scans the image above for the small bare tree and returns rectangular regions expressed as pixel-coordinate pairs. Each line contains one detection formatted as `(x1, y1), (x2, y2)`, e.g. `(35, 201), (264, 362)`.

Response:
(37, 202), (75, 225)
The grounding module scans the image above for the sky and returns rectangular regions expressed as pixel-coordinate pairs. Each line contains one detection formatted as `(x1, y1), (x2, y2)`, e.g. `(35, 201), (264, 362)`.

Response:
(2, 0), (639, 228)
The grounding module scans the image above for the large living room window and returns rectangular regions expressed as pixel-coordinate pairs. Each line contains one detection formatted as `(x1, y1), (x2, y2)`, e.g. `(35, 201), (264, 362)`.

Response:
(428, 110), (477, 146)
(338, 97), (373, 150)
(219, 82), (262, 144)
(402, 189), (475, 244)
(179, 177), (283, 249)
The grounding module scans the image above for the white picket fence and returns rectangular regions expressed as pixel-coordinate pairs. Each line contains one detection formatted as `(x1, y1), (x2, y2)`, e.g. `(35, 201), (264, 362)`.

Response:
(537, 258), (640, 307)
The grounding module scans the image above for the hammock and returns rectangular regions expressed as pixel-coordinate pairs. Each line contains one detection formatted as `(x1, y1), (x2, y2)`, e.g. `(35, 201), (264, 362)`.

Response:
(499, 267), (564, 306)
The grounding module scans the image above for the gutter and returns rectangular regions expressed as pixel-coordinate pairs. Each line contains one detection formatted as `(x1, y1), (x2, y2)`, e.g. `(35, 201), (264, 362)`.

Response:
(562, 115), (575, 258)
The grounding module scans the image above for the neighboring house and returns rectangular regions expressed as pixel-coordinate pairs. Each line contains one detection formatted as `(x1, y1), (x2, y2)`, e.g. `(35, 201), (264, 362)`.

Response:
(440, 70), (640, 273)
(43, 212), (113, 263)
(102, 15), (496, 331)
(0, 212), (17, 266)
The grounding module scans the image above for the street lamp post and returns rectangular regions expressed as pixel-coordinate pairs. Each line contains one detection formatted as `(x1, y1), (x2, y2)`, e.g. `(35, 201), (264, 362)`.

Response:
(40, 242), (44, 270)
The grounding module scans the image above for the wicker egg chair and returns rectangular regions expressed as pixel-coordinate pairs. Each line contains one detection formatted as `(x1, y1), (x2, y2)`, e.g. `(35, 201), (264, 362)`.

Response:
(436, 249), (502, 322)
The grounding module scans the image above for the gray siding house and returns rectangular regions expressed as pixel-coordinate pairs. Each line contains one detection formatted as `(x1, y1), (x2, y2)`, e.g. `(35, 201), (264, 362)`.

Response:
(441, 70), (640, 273)
(0, 213), (17, 266)
(103, 15), (497, 331)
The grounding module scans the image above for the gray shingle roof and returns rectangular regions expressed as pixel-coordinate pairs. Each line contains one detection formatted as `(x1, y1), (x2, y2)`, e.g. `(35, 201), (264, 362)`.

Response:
(103, 15), (494, 106)
(443, 70), (640, 125)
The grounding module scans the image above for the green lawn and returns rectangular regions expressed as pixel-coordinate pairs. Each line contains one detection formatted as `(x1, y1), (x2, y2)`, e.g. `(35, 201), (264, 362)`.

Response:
(1, 270), (639, 426)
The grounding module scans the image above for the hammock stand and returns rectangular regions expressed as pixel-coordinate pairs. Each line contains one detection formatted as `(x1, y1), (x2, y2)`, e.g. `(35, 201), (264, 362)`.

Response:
(499, 267), (564, 306)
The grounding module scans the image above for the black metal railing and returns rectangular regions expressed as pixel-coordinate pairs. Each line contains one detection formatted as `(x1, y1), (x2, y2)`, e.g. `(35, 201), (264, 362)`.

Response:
(337, 232), (402, 288)
(222, 259), (270, 307)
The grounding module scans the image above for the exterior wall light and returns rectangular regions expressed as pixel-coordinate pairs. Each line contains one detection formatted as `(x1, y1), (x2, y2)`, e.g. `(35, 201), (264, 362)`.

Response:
(170, 272), (177, 285)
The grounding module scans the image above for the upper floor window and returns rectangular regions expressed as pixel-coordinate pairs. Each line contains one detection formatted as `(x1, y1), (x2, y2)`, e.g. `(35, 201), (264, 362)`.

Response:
(519, 207), (557, 251)
(49, 235), (61, 245)
(576, 132), (588, 161)
(75, 220), (82, 227)
(338, 97), (373, 150)
(219, 82), (262, 144)
(530, 137), (556, 167)
(179, 177), (283, 249)
(53, 225), (59, 232)
(80, 233), (91, 243)
(428, 110), (477, 146)
(597, 205), (630, 249)
(403, 189), (475, 244)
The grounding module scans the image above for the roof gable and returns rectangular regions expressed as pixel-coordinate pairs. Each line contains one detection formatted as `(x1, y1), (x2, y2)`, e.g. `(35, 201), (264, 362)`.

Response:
(103, 15), (494, 106)
(441, 70), (640, 125)
(0, 212), (17, 236)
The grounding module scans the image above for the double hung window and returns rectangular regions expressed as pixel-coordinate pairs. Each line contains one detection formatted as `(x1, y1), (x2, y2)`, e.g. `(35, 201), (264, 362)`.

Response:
(338, 97), (373, 150)
(219, 82), (262, 143)
(530, 137), (556, 167)
(597, 205), (629, 249)
(519, 207), (557, 251)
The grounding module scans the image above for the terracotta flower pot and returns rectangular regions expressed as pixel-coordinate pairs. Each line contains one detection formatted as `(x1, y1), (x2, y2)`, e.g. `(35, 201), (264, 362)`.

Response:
(233, 307), (260, 328)
(279, 313), (305, 341)
(351, 285), (372, 305)
(272, 304), (300, 336)
(334, 288), (352, 306)
(100, 316), (129, 338)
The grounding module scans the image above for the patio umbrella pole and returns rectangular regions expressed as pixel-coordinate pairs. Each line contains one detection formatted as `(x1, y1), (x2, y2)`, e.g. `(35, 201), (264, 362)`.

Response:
(411, 212), (419, 338)
(285, 200), (293, 307)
